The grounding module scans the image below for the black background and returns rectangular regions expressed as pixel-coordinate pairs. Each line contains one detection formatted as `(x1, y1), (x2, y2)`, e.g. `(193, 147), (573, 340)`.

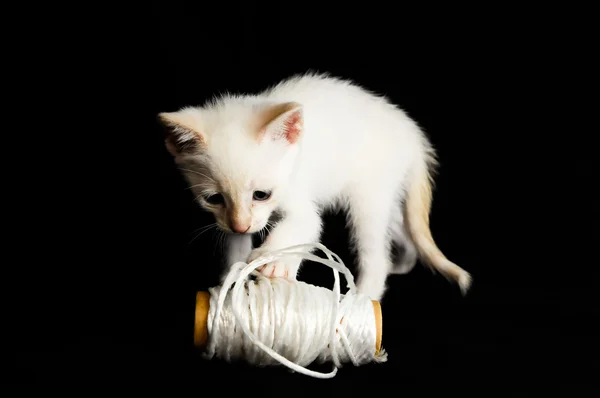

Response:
(7, 1), (592, 395)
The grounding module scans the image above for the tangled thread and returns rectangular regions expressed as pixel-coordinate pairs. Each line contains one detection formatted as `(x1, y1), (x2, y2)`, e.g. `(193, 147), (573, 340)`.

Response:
(203, 243), (388, 379)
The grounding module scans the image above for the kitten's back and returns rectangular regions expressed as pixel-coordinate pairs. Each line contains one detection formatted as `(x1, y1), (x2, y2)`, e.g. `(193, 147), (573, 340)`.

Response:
(258, 73), (426, 181)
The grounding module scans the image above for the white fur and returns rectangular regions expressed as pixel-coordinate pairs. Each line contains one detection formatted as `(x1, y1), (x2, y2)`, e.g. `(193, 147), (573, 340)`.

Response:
(160, 72), (469, 300)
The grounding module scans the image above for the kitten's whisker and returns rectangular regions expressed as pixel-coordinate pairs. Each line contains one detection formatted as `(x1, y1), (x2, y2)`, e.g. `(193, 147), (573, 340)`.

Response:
(214, 230), (227, 257)
(192, 191), (219, 203)
(192, 194), (203, 203)
(178, 168), (212, 180)
(185, 183), (208, 191)
(192, 223), (216, 234)
(220, 233), (226, 253)
(265, 221), (276, 234)
(189, 223), (217, 244)
(212, 231), (221, 256)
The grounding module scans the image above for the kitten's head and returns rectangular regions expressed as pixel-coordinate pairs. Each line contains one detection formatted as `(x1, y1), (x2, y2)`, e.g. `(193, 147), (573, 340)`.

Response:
(158, 100), (304, 234)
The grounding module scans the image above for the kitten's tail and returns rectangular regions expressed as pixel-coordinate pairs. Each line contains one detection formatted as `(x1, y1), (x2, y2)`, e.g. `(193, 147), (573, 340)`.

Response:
(403, 150), (472, 295)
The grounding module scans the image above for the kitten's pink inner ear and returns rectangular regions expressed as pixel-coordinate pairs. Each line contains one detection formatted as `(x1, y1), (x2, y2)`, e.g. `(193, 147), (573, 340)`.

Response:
(256, 102), (303, 144)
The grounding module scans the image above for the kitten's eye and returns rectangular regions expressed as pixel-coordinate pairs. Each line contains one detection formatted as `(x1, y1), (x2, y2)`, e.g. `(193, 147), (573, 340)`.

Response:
(204, 193), (225, 205)
(252, 190), (271, 201)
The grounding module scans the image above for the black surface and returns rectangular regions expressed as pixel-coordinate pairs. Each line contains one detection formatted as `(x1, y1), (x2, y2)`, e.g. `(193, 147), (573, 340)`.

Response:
(7, 2), (589, 394)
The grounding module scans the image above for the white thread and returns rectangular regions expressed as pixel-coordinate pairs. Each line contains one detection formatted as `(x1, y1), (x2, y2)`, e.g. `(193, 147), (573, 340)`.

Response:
(203, 243), (388, 379)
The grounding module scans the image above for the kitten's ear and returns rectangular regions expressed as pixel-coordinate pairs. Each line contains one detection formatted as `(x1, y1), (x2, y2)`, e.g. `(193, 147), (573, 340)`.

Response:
(257, 102), (303, 144)
(158, 109), (206, 156)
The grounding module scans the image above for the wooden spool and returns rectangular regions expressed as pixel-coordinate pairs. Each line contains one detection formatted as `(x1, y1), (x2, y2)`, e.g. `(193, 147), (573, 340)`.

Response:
(193, 291), (383, 354)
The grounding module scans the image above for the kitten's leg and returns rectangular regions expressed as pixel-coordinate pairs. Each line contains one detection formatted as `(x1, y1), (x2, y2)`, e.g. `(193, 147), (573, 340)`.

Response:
(248, 198), (322, 280)
(389, 204), (418, 275)
(220, 233), (253, 283)
(346, 187), (396, 301)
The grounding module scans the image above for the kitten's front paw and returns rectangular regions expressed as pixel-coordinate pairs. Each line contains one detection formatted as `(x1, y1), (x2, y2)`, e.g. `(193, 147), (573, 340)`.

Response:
(257, 261), (297, 279)
(248, 248), (300, 280)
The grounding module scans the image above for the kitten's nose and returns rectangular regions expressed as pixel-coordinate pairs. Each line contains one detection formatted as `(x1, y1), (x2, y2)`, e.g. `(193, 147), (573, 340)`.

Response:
(231, 222), (251, 234)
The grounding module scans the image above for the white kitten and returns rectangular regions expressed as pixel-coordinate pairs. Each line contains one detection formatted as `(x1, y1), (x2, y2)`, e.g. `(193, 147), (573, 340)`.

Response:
(158, 72), (471, 300)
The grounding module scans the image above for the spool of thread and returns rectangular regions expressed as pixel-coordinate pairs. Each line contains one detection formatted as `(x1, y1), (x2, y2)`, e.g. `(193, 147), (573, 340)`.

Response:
(192, 243), (387, 379)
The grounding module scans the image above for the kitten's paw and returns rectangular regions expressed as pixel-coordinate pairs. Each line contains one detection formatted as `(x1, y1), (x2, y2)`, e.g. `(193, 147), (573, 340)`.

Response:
(257, 261), (298, 279)
(248, 248), (300, 280)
